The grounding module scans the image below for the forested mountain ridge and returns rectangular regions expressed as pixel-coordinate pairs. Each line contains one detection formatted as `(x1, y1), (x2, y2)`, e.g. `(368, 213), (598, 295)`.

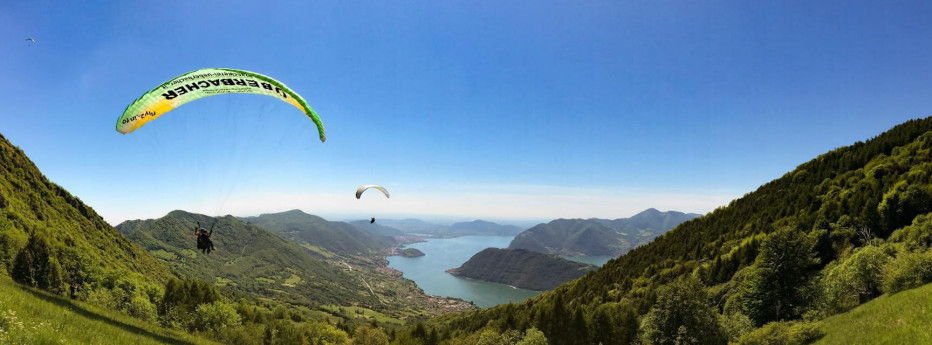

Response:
(597, 208), (702, 233)
(509, 209), (701, 256)
(412, 118), (932, 345)
(348, 220), (406, 238)
(448, 248), (596, 291)
(117, 210), (379, 307)
(241, 209), (396, 257)
(0, 133), (174, 285)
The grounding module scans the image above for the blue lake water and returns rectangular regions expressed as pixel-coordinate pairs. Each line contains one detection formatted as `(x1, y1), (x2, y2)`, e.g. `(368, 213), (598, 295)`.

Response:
(387, 236), (614, 308)
(387, 236), (540, 308)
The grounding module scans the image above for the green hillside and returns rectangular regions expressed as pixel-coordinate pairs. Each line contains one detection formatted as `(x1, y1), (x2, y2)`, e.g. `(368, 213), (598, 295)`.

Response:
(242, 210), (395, 258)
(0, 275), (214, 345)
(0, 133), (174, 283)
(403, 117), (932, 345)
(509, 219), (625, 256)
(814, 282), (932, 345)
(117, 210), (379, 308)
(449, 248), (596, 290)
(348, 220), (405, 238)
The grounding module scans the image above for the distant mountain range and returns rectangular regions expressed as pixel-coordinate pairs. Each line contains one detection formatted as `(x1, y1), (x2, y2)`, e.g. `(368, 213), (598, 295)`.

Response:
(373, 218), (449, 234)
(448, 248), (596, 291)
(448, 220), (523, 236)
(509, 208), (702, 257)
(371, 218), (524, 237)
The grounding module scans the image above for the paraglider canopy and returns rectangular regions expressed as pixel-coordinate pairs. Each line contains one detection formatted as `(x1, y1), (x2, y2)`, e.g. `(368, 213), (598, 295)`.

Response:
(116, 68), (326, 142)
(356, 185), (389, 199)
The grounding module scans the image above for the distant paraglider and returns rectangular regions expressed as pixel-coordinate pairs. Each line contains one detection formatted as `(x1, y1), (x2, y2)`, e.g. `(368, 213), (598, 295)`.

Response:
(25, 38), (35, 46)
(356, 185), (390, 199)
(116, 68), (326, 142)
(357, 185), (389, 224)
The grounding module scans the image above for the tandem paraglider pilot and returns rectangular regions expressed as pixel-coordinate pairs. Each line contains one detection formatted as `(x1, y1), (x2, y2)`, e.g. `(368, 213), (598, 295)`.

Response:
(194, 221), (216, 254)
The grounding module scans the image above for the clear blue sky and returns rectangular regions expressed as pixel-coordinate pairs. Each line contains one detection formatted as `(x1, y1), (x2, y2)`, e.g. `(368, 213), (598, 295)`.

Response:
(2, 1), (931, 224)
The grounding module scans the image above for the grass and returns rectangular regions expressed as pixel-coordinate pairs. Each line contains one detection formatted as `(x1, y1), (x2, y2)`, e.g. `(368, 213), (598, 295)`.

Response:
(0, 277), (216, 345)
(300, 244), (336, 258)
(320, 305), (405, 325)
(815, 282), (932, 345)
(282, 273), (303, 287)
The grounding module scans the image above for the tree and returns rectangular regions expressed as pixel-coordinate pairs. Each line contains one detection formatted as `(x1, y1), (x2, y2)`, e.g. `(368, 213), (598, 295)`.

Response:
(738, 227), (820, 325)
(353, 325), (390, 345)
(11, 231), (55, 290)
(516, 328), (548, 345)
(195, 301), (242, 333)
(878, 181), (932, 235)
(592, 302), (638, 345)
(821, 245), (889, 314)
(639, 277), (725, 345)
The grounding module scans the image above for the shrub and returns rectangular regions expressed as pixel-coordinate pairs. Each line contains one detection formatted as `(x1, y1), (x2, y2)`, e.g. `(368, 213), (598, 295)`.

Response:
(887, 213), (932, 252)
(194, 301), (242, 333)
(821, 246), (889, 314)
(721, 312), (755, 342)
(882, 250), (932, 293)
(737, 321), (822, 345)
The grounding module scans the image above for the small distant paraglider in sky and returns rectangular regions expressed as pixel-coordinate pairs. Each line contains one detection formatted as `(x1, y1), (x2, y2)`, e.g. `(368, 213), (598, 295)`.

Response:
(356, 185), (389, 199)
(357, 185), (389, 224)
(25, 38), (35, 46)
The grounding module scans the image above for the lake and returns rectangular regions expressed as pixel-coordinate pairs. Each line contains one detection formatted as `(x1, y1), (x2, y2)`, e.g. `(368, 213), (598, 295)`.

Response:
(387, 236), (540, 307)
(387, 236), (614, 308)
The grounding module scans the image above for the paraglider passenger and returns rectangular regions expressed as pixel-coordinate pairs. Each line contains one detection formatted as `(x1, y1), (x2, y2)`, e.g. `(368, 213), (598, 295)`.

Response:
(370, 217), (376, 224)
(194, 221), (216, 254)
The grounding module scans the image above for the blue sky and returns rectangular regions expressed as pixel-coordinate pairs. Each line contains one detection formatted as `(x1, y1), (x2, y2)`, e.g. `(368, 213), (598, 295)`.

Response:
(2, 1), (931, 224)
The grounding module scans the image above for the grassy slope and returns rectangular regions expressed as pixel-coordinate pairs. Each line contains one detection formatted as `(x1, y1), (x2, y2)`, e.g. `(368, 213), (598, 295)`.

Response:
(0, 276), (214, 345)
(815, 283), (932, 345)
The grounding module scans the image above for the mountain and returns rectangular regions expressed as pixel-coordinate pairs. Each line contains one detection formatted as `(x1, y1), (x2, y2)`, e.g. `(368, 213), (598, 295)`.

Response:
(509, 219), (622, 256)
(448, 248), (596, 291)
(448, 220), (523, 236)
(348, 220), (406, 238)
(416, 118), (932, 344)
(241, 209), (395, 257)
(508, 209), (700, 257)
(374, 218), (521, 237)
(117, 210), (378, 307)
(597, 208), (702, 233)
(0, 133), (174, 283)
(374, 218), (449, 234)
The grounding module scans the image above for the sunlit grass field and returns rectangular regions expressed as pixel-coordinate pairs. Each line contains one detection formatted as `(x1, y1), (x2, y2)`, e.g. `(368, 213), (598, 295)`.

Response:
(815, 283), (932, 345)
(0, 276), (215, 345)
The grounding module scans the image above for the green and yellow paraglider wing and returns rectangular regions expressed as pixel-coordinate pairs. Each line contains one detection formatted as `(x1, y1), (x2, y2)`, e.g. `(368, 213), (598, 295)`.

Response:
(116, 68), (326, 142)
